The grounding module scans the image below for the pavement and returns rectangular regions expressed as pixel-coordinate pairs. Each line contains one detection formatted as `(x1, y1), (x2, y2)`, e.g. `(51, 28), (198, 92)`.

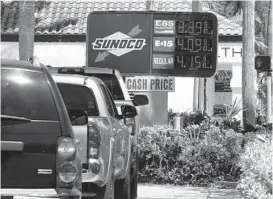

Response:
(137, 184), (242, 199)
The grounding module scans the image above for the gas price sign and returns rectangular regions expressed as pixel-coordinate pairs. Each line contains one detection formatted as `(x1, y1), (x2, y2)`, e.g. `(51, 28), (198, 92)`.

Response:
(152, 13), (218, 77)
(87, 12), (218, 77)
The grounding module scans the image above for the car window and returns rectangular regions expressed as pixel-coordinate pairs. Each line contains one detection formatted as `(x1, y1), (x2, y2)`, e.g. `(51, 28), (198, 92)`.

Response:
(86, 73), (124, 100)
(1, 68), (58, 120)
(104, 86), (120, 119)
(57, 83), (99, 116)
(100, 85), (119, 119)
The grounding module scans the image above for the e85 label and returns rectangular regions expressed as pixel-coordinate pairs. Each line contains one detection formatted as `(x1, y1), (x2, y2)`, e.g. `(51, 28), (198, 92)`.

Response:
(154, 20), (175, 34)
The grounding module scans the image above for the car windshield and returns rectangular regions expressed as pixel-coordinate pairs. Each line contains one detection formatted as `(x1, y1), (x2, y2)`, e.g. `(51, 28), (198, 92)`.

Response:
(1, 68), (58, 121)
(57, 83), (99, 116)
(85, 73), (124, 100)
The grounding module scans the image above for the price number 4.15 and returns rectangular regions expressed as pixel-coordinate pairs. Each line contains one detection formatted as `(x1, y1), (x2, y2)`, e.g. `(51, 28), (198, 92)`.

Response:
(176, 55), (213, 70)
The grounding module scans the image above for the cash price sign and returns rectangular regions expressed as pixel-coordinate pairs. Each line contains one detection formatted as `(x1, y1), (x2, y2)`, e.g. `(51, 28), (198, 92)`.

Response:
(87, 12), (218, 78)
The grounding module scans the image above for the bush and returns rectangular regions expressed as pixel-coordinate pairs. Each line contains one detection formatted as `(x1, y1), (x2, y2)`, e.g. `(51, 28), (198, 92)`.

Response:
(168, 109), (207, 128)
(138, 123), (244, 186)
(237, 134), (272, 199)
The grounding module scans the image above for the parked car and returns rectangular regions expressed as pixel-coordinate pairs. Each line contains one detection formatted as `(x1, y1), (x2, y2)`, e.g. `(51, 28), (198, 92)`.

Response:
(49, 67), (148, 199)
(51, 73), (137, 199)
(1, 59), (82, 199)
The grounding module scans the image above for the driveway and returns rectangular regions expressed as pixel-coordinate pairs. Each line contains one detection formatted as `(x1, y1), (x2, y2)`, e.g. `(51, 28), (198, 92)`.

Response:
(138, 184), (242, 199)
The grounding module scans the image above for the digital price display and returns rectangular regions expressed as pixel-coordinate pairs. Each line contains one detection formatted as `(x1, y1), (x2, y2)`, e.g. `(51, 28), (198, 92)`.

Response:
(152, 12), (218, 77)
(176, 20), (214, 35)
(175, 54), (213, 70)
(175, 37), (213, 52)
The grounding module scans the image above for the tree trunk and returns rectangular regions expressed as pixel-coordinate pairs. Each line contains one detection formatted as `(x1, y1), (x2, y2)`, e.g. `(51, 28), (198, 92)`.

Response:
(242, 0), (257, 130)
(268, 1), (272, 56)
(267, 0), (272, 124)
(19, 1), (35, 61)
(192, 1), (202, 111)
(146, 0), (153, 11)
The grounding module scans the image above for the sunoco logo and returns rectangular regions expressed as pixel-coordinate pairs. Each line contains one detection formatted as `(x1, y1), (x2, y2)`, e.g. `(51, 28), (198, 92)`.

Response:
(92, 25), (147, 62)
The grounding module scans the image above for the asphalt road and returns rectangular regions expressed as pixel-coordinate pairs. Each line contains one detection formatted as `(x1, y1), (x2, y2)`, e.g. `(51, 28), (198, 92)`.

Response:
(137, 184), (242, 199)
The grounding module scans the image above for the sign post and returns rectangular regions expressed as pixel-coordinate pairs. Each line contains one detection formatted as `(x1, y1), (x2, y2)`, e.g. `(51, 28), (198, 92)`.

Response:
(255, 55), (272, 124)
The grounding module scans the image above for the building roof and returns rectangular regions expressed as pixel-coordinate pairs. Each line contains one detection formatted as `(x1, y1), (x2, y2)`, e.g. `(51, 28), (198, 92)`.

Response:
(1, 0), (242, 37)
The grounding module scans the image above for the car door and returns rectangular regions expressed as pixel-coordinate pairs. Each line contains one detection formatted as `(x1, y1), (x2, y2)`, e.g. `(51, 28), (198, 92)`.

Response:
(100, 85), (126, 158)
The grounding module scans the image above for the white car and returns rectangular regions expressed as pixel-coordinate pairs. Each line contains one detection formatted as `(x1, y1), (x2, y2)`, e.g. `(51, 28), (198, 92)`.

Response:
(52, 73), (138, 199)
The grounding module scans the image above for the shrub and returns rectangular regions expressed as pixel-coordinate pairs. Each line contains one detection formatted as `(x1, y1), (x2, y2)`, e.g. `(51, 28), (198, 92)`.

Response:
(168, 109), (207, 128)
(237, 134), (272, 199)
(177, 127), (244, 185)
(138, 124), (244, 186)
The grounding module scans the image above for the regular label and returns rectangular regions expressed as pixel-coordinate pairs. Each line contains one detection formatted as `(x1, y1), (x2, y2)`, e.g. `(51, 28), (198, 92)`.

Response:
(153, 37), (175, 52)
(154, 20), (175, 34)
(153, 54), (174, 69)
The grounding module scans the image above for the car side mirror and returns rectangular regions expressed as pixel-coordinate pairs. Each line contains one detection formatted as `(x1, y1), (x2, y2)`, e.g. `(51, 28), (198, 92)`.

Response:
(133, 94), (149, 106)
(121, 105), (137, 118)
(67, 109), (88, 125)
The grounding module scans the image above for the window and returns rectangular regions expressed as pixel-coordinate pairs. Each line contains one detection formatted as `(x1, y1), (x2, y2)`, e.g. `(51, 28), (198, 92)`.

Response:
(1, 68), (58, 120)
(57, 83), (99, 116)
(86, 74), (124, 100)
(104, 86), (120, 119)
(100, 85), (119, 119)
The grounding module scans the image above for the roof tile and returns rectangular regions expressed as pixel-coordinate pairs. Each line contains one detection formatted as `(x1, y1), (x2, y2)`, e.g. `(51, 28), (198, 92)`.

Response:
(1, 0), (242, 36)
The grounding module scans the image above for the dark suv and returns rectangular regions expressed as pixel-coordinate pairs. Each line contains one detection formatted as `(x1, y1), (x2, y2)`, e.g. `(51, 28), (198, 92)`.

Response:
(1, 59), (82, 199)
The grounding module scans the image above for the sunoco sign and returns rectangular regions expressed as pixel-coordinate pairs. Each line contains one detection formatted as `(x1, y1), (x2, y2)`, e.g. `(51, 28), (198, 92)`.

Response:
(92, 30), (147, 58)
(87, 12), (151, 74)
(87, 12), (217, 77)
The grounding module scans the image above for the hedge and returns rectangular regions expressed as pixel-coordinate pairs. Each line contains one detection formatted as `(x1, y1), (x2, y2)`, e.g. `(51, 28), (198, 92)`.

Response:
(138, 121), (244, 186)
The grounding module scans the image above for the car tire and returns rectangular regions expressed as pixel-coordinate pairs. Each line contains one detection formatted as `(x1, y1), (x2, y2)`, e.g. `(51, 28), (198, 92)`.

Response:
(114, 171), (131, 199)
(131, 150), (138, 199)
(95, 169), (115, 199)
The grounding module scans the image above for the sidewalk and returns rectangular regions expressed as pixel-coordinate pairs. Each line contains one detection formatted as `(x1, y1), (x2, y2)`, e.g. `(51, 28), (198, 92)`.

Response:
(138, 184), (242, 199)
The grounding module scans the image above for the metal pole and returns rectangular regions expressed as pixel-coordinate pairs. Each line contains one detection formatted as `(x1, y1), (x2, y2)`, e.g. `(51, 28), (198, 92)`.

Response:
(192, 0), (202, 111)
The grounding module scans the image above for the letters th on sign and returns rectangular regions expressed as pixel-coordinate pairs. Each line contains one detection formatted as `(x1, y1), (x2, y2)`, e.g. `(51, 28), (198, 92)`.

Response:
(125, 76), (175, 92)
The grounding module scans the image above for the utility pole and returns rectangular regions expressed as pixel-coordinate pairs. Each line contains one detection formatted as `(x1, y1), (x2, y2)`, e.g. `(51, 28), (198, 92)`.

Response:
(267, 0), (272, 124)
(19, 1), (35, 61)
(242, 0), (257, 130)
(192, 0), (202, 111)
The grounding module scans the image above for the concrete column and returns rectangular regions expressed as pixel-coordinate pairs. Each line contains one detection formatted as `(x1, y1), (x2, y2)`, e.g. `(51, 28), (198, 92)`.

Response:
(206, 76), (215, 116)
(137, 91), (168, 127)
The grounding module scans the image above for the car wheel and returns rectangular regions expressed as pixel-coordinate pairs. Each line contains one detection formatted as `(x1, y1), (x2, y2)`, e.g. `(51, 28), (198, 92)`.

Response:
(114, 171), (131, 199)
(95, 169), (115, 199)
(131, 150), (138, 199)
